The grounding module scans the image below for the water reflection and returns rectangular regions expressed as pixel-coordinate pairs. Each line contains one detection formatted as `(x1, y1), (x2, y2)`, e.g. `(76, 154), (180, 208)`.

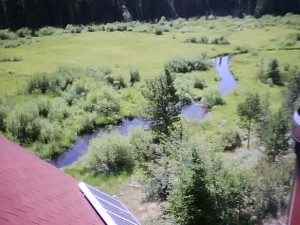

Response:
(214, 55), (238, 94)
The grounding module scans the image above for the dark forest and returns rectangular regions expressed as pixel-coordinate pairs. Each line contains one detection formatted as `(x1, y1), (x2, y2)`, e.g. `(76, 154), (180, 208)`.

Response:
(1, 0), (300, 30)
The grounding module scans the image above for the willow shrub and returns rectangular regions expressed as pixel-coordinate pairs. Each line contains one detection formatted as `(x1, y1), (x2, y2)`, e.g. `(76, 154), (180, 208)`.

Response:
(6, 103), (40, 144)
(164, 56), (212, 74)
(219, 127), (242, 151)
(84, 131), (135, 174)
(202, 89), (225, 109)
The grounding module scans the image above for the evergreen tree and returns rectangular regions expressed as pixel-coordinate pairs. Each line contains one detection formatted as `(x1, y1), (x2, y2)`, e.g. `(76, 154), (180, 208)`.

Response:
(267, 59), (281, 85)
(168, 148), (253, 225)
(142, 70), (180, 139)
(263, 109), (289, 163)
(282, 66), (300, 116)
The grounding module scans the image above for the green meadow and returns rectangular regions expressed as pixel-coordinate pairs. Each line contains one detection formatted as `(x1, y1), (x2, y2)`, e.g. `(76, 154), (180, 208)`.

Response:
(1, 14), (300, 223)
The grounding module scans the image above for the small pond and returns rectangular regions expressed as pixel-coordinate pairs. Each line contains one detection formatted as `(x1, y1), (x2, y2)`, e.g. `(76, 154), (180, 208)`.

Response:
(181, 103), (208, 121)
(51, 55), (237, 168)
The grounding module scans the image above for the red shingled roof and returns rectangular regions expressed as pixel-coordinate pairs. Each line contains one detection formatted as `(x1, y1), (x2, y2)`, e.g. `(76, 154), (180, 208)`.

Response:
(0, 136), (105, 225)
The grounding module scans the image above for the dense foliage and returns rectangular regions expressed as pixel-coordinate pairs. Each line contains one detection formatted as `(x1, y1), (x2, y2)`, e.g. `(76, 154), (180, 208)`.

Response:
(142, 71), (180, 139)
(0, 67), (124, 159)
(1, 0), (300, 29)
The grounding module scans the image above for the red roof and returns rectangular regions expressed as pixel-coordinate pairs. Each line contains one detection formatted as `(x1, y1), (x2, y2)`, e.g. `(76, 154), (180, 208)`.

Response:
(0, 136), (105, 225)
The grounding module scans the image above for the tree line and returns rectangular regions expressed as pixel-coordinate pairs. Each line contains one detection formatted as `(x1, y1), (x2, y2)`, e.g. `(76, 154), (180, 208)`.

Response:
(1, 0), (300, 30)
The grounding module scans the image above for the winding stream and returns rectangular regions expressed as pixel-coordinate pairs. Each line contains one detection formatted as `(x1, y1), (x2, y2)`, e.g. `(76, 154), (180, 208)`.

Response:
(214, 55), (238, 94)
(51, 55), (237, 168)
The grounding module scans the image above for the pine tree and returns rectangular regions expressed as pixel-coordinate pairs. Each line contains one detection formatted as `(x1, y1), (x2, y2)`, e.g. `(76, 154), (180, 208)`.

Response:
(142, 70), (180, 139)
(267, 59), (281, 85)
(263, 109), (289, 163)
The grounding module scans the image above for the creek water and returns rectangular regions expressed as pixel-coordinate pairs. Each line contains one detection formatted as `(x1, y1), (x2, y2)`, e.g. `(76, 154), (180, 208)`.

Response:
(214, 55), (238, 94)
(51, 55), (237, 168)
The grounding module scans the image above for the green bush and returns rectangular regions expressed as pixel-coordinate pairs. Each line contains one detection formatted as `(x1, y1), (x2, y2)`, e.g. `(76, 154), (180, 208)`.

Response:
(130, 127), (154, 162)
(84, 132), (135, 173)
(219, 128), (242, 151)
(104, 74), (127, 89)
(211, 36), (230, 45)
(116, 24), (128, 31)
(0, 57), (11, 62)
(0, 29), (17, 40)
(165, 56), (212, 74)
(179, 92), (193, 105)
(0, 103), (8, 131)
(78, 113), (98, 134)
(36, 98), (50, 117)
(155, 27), (163, 35)
(202, 90), (225, 108)
(129, 68), (140, 85)
(97, 91), (120, 116)
(235, 45), (251, 54)
(25, 73), (51, 94)
(185, 36), (229, 45)
(16, 27), (32, 38)
(36, 26), (63, 36)
(6, 103), (41, 144)
(4, 39), (26, 48)
(39, 120), (62, 144)
(48, 98), (70, 122)
(65, 24), (83, 34)
(194, 77), (206, 89)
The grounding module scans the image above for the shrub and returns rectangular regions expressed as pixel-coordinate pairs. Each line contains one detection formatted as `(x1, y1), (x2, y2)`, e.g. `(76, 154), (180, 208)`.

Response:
(4, 39), (26, 48)
(202, 90), (225, 108)
(235, 45), (251, 54)
(104, 74), (127, 89)
(194, 77), (206, 89)
(36, 98), (50, 117)
(0, 29), (17, 40)
(0, 57), (11, 62)
(129, 68), (140, 85)
(6, 103), (41, 144)
(106, 25), (115, 32)
(39, 120), (62, 144)
(185, 36), (229, 45)
(116, 24), (128, 31)
(130, 127), (154, 162)
(84, 132), (135, 173)
(25, 73), (51, 94)
(220, 128), (242, 151)
(78, 113), (98, 134)
(16, 27), (32, 38)
(65, 24), (83, 34)
(179, 92), (193, 105)
(96, 91), (120, 116)
(155, 27), (163, 35)
(48, 98), (69, 122)
(211, 36), (230, 45)
(266, 59), (282, 85)
(36, 26), (62, 36)
(12, 56), (23, 62)
(0, 103), (8, 131)
(165, 56), (212, 74)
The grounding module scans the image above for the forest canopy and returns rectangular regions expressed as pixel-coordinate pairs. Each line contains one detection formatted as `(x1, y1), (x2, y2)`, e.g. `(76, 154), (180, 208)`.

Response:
(1, 0), (300, 30)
